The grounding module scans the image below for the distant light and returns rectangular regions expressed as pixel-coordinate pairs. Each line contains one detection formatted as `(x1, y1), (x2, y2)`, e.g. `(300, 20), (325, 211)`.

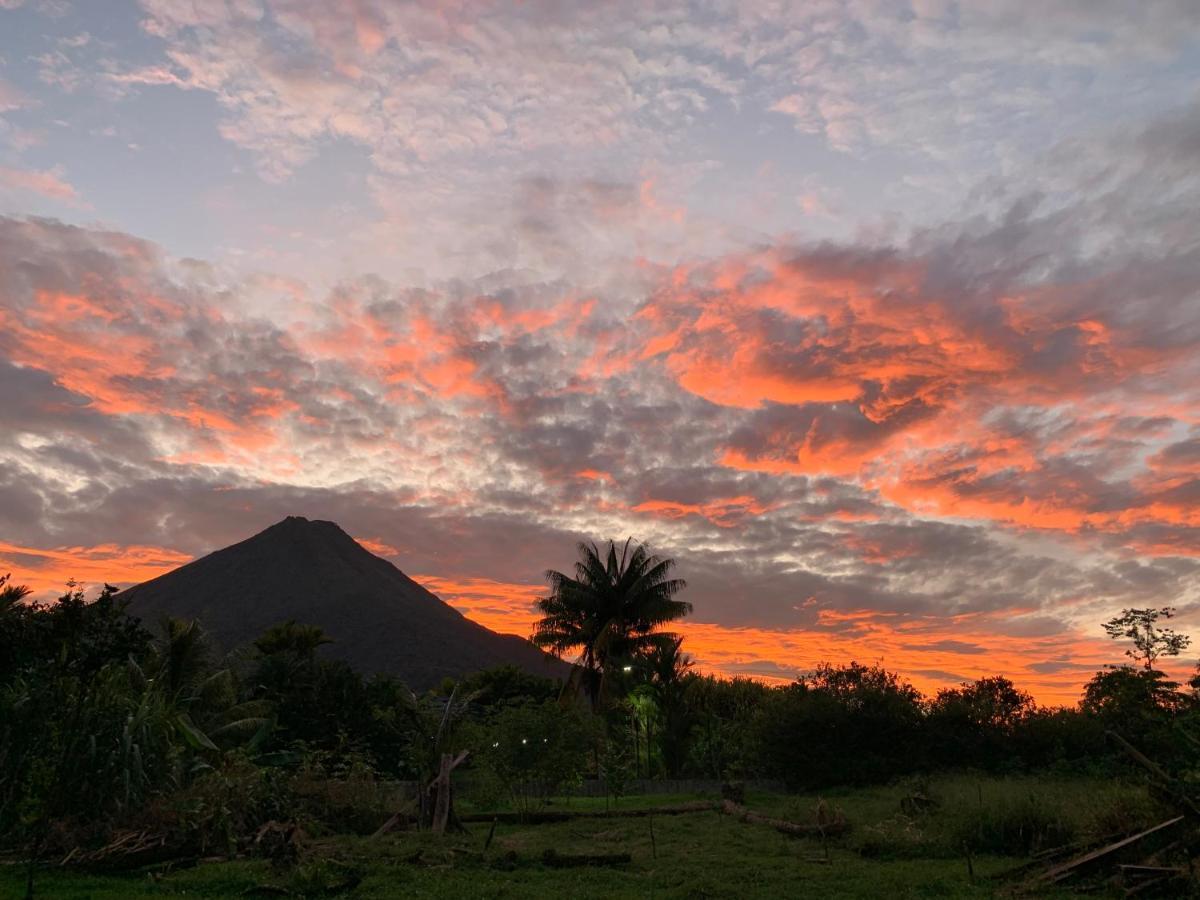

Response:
(521, 738), (527, 744)
(622, 665), (633, 672)
(492, 742), (499, 748)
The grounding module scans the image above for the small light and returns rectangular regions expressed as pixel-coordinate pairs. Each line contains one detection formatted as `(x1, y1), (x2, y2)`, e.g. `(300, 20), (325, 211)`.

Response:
(492, 741), (499, 748)
(622, 665), (632, 673)
(521, 738), (527, 745)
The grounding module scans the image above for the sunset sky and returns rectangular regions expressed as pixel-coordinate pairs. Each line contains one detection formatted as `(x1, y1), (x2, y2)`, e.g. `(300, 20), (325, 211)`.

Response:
(2, 1), (1199, 704)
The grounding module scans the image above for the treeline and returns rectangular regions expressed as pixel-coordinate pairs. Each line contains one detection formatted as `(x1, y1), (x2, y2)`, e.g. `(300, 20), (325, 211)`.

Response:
(2, 555), (1198, 872)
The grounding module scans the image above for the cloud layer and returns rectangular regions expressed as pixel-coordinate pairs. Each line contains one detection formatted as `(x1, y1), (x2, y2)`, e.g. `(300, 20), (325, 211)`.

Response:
(1, 2), (1199, 703)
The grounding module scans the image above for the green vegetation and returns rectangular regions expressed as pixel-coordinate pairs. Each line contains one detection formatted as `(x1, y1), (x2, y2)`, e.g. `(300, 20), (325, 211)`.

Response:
(3, 545), (1200, 897)
(0, 775), (1159, 898)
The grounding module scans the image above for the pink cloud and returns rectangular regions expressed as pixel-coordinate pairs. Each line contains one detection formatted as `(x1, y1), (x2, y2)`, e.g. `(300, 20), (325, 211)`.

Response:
(0, 164), (86, 206)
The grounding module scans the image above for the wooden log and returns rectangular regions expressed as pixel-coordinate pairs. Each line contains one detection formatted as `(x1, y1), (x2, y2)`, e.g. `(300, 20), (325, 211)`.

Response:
(459, 800), (717, 825)
(720, 800), (849, 837)
(1037, 816), (1184, 884)
(1106, 731), (1200, 819)
(541, 848), (631, 867)
(1119, 864), (1188, 876)
(1106, 731), (1173, 785)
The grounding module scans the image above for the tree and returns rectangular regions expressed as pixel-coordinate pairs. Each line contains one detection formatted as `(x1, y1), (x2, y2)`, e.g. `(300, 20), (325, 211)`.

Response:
(684, 675), (769, 779)
(449, 664), (560, 710)
(1082, 666), (1185, 717)
(249, 621), (376, 754)
(1081, 666), (1187, 766)
(1102, 607), (1191, 670)
(532, 538), (690, 710)
(927, 676), (1035, 770)
(150, 618), (271, 752)
(643, 636), (695, 776)
(754, 663), (925, 787)
(0, 573), (30, 607)
(469, 700), (593, 815)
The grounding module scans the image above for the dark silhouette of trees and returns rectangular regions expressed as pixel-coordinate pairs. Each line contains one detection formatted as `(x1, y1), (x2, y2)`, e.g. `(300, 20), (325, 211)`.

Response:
(249, 621), (377, 755)
(532, 538), (689, 710)
(8, 544), (1200, 882)
(151, 618), (271, 751)
(754, 662), (925, 787)
(643, 636), (694, 776)
(1081, 665), (1187, 765)
(927, 676), (1036, 770)
(679, 674), (768, 779)
(1103, 607), (1190, 670)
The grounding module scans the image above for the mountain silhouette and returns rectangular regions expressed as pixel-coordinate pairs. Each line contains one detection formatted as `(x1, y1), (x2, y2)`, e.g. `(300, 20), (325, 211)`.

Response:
(119, 516), (567, 689)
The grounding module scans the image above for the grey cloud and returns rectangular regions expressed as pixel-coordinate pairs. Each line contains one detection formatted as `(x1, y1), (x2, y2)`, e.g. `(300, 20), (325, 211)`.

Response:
(902, 640), (987, 656)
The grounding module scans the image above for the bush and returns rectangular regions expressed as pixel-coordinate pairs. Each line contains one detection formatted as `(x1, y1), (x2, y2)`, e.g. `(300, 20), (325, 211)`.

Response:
(856, 815), (937, 859)
(466, 701), (593, 814)
(290, 744), (393, 834)
(167, 756), (297, 856)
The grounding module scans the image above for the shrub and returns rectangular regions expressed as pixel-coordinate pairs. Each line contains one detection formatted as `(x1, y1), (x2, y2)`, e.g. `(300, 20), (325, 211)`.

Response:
(467, 701), (593, 814)
(168, 756), (297, 856)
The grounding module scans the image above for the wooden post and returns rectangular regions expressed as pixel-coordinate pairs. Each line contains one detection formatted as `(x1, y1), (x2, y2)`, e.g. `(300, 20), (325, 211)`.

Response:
(484, 817), (498, 852)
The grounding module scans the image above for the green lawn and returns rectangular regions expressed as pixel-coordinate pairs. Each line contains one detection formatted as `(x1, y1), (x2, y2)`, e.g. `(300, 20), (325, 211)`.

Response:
(3, 775), (1162, 899)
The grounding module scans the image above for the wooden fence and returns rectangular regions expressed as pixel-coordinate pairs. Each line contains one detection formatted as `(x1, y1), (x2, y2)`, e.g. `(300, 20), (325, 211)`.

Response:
(382, 777), (788, 798)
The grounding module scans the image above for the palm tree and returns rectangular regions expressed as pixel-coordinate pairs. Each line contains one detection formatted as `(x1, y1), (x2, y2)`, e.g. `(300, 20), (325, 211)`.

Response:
(643, 635), (694, 776)
(645, 635), (694, 691)
(532, 538), (690, 710)
(0, 573), (31, 609)
(151, 617), (272, 751)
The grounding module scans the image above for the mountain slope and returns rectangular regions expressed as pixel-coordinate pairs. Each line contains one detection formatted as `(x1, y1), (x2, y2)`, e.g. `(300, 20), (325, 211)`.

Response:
(119, 516), (566, 689)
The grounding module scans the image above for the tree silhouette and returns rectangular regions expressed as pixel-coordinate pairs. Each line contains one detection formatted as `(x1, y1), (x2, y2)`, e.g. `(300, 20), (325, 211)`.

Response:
(532, 538), (689, 710)
(643, 635), (694, 776)
(1102, 607), (1191, 670)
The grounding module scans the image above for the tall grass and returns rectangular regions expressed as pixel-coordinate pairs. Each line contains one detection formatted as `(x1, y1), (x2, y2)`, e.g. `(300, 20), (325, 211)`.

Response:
(773, 774), (1167, 859)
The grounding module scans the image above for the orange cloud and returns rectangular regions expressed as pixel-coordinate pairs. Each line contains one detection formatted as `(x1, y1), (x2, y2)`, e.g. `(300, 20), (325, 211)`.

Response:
(623, 246), (1199, 549)
(404, 574), (1141, 706)
(631, 495), (778, 527)
(0, 540), (192, 601)
(413, 574), (544, 637)
(0, 539), (1164, 706)
(355, 536), (402, 557)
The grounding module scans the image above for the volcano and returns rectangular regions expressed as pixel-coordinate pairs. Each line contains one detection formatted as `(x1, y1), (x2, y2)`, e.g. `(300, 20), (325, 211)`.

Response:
(119, 516), (567, 689)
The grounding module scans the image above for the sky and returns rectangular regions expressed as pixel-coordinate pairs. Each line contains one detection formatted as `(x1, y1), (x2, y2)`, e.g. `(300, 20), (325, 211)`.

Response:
(1, 1), (1199, 705)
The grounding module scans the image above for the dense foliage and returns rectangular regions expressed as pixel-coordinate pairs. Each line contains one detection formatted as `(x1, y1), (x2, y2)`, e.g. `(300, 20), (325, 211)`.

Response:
(4, 558), (1200, 883)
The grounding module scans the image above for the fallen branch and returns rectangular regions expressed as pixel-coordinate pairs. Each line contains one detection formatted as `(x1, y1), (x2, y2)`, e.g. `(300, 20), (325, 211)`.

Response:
(541, 848), (631, 868)
(1106, 731), (1200, 819)
(459, 800), (716, 825)
(371, 797), (419, 838)
(60, 829), (189, 872)
(720, 800), (849, 837)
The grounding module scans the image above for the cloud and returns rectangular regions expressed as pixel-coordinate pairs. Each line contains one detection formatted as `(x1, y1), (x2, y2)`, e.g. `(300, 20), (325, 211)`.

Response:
(3, 181), (1199, 701)
(0, 165), (85, 205)
(0, 78), (27, 112)
(3, 79), (1200, 702)
(119, 0), (1200, 195)
(902, 640), (988, 656)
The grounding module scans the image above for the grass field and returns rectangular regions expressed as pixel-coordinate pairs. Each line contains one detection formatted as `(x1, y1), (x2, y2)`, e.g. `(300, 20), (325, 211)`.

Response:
(2, 775), (1166, 899)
